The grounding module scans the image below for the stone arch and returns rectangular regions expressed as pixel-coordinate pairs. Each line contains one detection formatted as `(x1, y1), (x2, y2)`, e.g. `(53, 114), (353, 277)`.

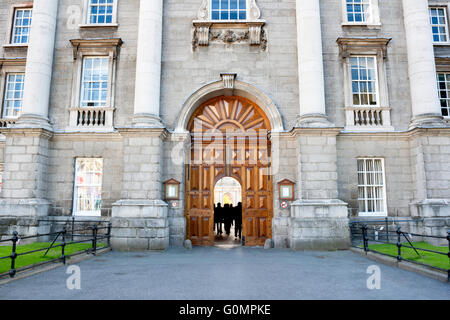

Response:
(174, 80), (284, 133)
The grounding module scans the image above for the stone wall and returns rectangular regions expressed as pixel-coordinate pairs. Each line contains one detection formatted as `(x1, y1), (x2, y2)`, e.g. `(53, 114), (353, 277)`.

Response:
(47, 134), (123, 217)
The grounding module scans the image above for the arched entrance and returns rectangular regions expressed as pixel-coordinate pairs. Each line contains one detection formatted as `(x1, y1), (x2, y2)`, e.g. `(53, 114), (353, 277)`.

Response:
(185, 96), (273, 246)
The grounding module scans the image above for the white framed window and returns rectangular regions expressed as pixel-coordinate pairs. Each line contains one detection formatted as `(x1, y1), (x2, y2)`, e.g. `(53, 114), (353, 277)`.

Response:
(350, 56), (379, 107)
(437, 72), (450, 117)
(346, 0), (371, 23)
(87, 0), (116, 24)
(11, 8), (32, 44)
(80, 57), (109, 107)
(211, 0), (247, 20)
(2, 73), (25, 118)
(357, 158), (387, 216)
(342, 0), (380, 26)
(73, 158), (103, 216)
(429, 7), (449, 43)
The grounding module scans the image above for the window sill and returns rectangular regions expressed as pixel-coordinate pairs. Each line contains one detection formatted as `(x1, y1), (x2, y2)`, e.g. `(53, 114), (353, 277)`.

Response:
(78, 23), (119, 29)
(358, 212), (388, 217)
(72, 212), (102, 217)
(433, 42), (450, 47)
(341, 22), (382, 30)
(3, 43), (28, 48)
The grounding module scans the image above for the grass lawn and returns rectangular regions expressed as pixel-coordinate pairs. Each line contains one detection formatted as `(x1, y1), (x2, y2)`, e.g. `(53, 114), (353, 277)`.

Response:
(0, 242), (106, 275)
(368, 241), (449, 270)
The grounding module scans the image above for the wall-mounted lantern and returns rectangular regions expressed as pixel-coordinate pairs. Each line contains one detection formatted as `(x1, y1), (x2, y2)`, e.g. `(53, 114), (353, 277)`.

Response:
(164, 179), (180, 200)
(278, 179), (294, 201)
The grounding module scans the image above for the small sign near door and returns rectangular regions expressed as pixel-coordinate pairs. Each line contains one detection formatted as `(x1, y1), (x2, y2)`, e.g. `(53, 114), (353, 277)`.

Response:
(280, 201), (288, 209)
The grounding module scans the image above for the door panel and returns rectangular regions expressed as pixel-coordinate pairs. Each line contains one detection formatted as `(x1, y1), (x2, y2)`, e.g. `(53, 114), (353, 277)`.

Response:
(185, 96), (273, 247)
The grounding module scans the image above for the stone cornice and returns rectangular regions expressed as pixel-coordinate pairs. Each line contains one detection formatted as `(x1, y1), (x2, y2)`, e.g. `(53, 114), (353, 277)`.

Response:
(116, 127), (169, 139)
(0, 127), (53, 139)
(338, 127), (450, 138)
(0, 58), (26, 67)
(70, 38), (123, 60)
(337, 37), (391, 59)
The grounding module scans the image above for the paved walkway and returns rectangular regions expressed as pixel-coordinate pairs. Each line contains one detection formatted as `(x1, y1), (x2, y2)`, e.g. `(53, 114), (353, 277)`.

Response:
(0, 247), (448, 300)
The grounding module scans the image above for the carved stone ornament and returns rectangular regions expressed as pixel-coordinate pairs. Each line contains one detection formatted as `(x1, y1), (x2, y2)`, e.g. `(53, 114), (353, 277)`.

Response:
(220, 73), (237, 89)
(192, 0), (266, 50)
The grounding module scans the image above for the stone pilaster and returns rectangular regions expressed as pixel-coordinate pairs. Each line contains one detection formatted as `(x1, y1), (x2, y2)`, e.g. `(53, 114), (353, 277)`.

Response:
(111, 128), (169, 250)
(17, 0), (58, 129)
(132, 0), (164, 127)
(288, 128), (349, 250)
(295, 0), (332, 127)
(402, 0), (446, 128)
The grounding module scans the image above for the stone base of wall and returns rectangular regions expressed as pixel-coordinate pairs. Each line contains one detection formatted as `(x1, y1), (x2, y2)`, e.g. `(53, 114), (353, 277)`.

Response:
(272, 217), (289, 248)
(168, 216), (185, 247)
(0, 216), (46, 241)
(288, 199), (350, 250)
(111, 199), (169, 251)
(0, 199), (51, 217)
(410, 199), (450, 246)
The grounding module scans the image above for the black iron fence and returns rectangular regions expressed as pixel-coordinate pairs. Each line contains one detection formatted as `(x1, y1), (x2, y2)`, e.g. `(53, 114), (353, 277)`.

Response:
(350, 219), (450, 282)
(0, 221), (112, 279)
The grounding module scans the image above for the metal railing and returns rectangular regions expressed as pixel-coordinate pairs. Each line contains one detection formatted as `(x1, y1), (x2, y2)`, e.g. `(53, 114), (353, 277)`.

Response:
(350, 219), (450, 282)
(0, 222), (112, 279)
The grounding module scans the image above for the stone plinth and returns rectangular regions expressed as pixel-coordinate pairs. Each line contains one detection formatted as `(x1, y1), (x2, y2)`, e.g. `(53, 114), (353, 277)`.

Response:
(111, 200), (169, 251)
(410, 199), (450, 246)
(289, 199), (350, 250)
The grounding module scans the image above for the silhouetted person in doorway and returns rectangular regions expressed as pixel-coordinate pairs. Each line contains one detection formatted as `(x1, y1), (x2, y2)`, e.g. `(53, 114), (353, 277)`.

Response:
(215, 203), (223, 235)
(224, 204), (233, 236)
(234, 202), (242, 239)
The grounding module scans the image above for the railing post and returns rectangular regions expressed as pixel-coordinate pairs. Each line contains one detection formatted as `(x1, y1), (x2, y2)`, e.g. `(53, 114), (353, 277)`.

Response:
(362, 224), (368, 253)
(9, 231), (18, 278)
(447, 230), (449, 282)
(385, 217), (389, 242)
(107, 222), (112, 248)
(92, 224), (98, 255)
(396, 226), (402, 261)
(71, 216), (75, 242)
(61, 227), (67, 265)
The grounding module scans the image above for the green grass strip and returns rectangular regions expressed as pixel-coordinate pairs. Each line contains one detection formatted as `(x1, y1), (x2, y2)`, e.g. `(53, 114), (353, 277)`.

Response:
(368, 241), (449, 270)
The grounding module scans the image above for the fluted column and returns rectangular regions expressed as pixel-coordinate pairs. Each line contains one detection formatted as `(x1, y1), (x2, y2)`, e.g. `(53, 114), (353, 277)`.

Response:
(133, 0), (164, 127)
(295, 0), (331, 127)
(402, 0), (445, 127)
(18, 0), (58, 129)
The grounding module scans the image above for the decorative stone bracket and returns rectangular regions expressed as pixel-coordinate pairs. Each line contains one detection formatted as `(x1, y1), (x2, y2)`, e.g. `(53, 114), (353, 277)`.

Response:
(192, 0), (266, 50)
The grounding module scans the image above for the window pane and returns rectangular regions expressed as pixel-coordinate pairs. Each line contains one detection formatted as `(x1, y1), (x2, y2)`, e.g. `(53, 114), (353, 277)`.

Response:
(357, 158), (386, 215)
(351, 56), (378, 106)
(74, 158), (103, 215)
(11, 9), (33, 44)
(80, 57), (109, 107)
(346, 0), (371, 23)
(2, 73), (25, 118)
(88, 0), (114, 24)
(214, 0), (247, 20)
(429, 7), (449, 43)
(437, 73), (450, 117)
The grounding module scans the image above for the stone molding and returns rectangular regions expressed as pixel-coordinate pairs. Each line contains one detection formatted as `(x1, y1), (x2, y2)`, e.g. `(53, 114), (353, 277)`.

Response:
(337, 37), (391, 59)
(69, 38), (123, 60)
(174, 79), (284, 133)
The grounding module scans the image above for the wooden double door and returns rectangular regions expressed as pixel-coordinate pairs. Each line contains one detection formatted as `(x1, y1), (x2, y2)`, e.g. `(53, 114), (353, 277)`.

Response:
(185, 96), (273, 246)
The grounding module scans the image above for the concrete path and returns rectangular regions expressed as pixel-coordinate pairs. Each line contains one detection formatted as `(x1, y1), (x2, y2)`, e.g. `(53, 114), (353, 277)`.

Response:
(0, 247), (448, 300)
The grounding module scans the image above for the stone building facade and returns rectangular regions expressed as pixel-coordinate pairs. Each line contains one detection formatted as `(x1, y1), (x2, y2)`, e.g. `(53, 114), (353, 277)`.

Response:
(0, 0), (448, 250)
